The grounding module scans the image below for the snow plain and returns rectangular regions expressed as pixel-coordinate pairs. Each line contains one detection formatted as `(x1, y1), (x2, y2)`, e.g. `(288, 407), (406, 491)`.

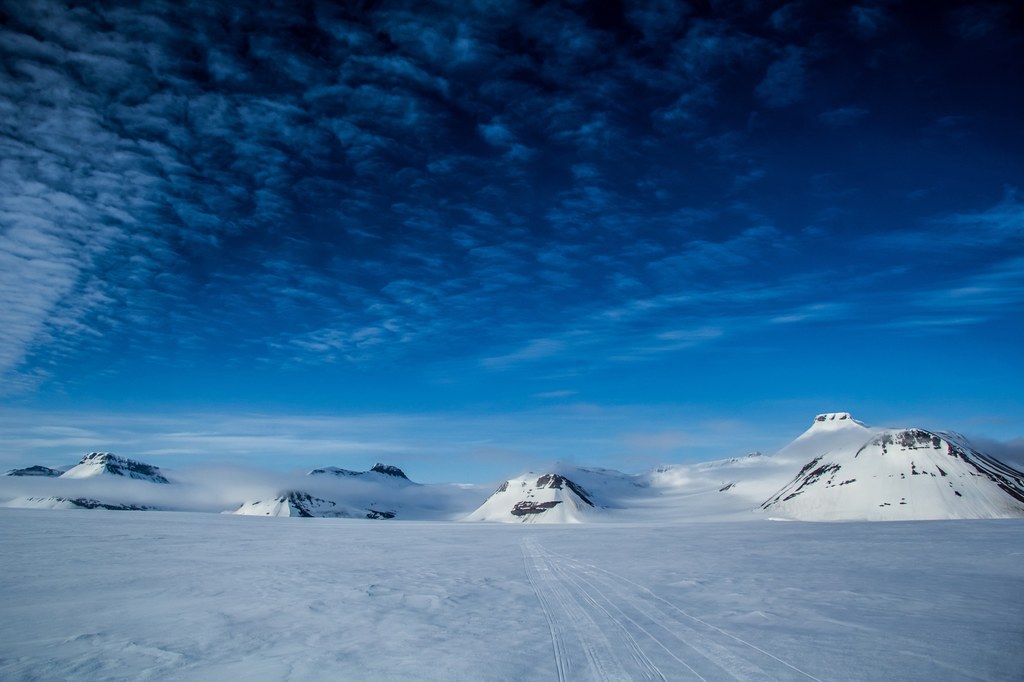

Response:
(1, 510), (1022, 681)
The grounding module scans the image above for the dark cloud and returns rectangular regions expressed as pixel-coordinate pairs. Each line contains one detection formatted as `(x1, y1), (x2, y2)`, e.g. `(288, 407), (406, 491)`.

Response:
(819, 106), (869, 128)
(848, 4), (889, 39)
(755, 45), (806, 108)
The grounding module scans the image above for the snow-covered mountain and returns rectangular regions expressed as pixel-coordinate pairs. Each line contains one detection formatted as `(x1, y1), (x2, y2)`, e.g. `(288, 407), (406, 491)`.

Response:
(233, 491), (353, 518)
(761, 414), (1024, 521)
(229, 463), (414, 518)
(2, 453), (171, 512)
(308, 463), (415, 485)
(60, 452), (170, 483)
(465, 472), (603, 523)
(231, 491), (397, 519)
(10, 497), (153, 511)
(4, 465), (64, 477)
(3, 416), (1021, 523)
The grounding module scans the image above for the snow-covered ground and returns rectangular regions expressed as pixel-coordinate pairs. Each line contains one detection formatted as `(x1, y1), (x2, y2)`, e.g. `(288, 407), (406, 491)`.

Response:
(1, 510), (1021, 681)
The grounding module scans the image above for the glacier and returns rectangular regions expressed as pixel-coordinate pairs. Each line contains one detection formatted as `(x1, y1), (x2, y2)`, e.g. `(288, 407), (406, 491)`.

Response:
(0, 509), (1021, 681)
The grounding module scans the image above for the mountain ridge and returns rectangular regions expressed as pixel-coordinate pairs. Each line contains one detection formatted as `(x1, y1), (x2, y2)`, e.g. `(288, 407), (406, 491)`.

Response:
(2, 417), (1022, 522)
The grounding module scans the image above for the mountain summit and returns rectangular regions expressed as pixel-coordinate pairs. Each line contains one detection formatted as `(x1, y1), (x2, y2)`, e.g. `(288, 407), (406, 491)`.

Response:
(60, 453), (170, 484)
(308, 462), (413, 483)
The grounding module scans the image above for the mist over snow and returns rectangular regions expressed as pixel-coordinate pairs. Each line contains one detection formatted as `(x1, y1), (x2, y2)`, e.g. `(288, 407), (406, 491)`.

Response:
(0, 464), (279, 513)
(3, 410), (1024, 523)
(0, 463), (488, 517)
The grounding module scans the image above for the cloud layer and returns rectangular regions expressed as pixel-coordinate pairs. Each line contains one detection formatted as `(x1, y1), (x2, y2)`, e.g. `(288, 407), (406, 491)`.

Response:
(1, 1), (1022, 465)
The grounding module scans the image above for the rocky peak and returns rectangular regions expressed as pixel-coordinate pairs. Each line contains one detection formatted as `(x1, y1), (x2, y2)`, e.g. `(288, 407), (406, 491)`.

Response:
(370, 463), (409, 480)
(74, 452), (169, 483)
(535, 474), (594, 507)
(808, 412), (865, 431)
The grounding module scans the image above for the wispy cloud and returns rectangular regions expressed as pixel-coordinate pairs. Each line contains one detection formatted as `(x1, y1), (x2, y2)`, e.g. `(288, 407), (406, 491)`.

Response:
(481, 338), (566, 370)
(870, 190), (1024, 251)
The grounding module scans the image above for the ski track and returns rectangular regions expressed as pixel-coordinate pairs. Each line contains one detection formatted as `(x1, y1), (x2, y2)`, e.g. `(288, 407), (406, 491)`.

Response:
(521, 538), (824, 682)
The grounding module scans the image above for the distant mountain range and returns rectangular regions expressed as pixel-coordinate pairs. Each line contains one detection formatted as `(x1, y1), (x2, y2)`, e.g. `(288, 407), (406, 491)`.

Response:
(4, 414), (1023, 522)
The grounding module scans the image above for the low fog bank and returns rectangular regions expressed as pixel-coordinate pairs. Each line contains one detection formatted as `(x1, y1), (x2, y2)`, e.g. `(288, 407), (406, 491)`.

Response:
(966, 436), (1024, 471)
(0, 465), (490, 517)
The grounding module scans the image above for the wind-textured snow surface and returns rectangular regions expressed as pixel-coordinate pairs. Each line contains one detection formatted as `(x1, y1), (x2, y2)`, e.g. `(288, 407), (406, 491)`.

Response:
(1, 510), (1021, 681)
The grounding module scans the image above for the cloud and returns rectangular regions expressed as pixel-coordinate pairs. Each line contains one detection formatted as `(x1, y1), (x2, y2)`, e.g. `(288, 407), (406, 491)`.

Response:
(670, 19), (765, 78)
(849, 4), (889, 39)
(2, 0), (1019, 426)
(819, 106), (869, 128)
(947, 3), (1014, 41)
(964, 436), (1024, 470)
(915, 257), (1024, 317)
(533, 390), (578, 400)
(481, 338), (566, 369)
(941, 190), (1024, 242)
(770, 303), (850, 325)
(625, 0), (691, 44)
(0, 404), (783, 484)
(871, 190), (1024, 251)
(619, 430), (690, 452)
(755, 45), (806, 108)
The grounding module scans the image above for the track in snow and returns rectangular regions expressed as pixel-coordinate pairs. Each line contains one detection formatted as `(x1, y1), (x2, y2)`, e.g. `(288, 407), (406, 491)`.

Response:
(521, 538), (823, 682)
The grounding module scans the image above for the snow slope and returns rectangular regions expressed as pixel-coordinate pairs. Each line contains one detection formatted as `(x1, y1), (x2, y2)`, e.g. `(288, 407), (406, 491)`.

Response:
(0, 510), (1021, 681)
(762, 415), (1024, 521)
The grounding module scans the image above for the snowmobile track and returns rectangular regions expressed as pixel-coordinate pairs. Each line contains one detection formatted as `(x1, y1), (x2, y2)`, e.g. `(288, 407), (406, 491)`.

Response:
(522, 538), (824, 681)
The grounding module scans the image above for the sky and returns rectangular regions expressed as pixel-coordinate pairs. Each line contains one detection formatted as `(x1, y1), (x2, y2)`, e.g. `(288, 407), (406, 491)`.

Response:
(1, 0), (1022, 482)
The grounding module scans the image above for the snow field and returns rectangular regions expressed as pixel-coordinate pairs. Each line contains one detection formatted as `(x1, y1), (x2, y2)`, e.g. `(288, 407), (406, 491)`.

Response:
(1, 510), (1022, 681)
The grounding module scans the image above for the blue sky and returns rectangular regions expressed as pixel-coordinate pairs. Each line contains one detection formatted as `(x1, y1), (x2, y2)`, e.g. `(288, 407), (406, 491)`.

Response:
(1, 0), (1022, 482)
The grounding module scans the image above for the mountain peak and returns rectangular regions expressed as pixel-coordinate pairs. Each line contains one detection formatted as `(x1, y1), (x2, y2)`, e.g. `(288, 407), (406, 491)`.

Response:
(370, 463), (409, 480)
(811, 412), (863, 429)
(4, 465), (63, 477)
(308, 463), (411, 481)
(60, 452), (169, 483)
